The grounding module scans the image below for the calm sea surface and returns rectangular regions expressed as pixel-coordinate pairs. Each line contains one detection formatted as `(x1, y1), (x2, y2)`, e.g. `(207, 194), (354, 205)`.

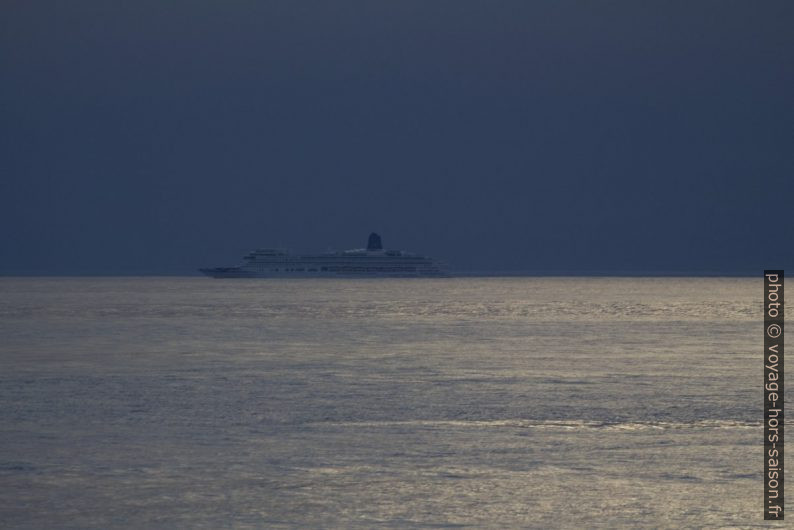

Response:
(0, 277), (779, 528)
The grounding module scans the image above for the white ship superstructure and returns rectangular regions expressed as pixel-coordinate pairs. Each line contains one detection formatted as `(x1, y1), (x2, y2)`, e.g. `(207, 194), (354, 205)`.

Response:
(200, 233), (448, 278)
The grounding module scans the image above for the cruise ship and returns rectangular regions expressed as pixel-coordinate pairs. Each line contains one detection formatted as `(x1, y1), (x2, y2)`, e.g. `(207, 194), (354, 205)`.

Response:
(199, 233), (448, 278)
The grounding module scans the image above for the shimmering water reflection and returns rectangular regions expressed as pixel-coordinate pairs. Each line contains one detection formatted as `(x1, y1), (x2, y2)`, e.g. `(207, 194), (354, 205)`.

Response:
(0, 277), (776, 527)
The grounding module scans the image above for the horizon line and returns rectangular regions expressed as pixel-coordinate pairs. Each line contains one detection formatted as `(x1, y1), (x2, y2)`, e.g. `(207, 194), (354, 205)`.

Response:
(0, 270), (765, 278)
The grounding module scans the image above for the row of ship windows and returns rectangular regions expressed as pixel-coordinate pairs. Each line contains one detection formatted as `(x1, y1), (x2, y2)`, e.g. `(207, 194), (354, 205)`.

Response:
(253, 268), (320, 272)
(255, 266), (419, 272)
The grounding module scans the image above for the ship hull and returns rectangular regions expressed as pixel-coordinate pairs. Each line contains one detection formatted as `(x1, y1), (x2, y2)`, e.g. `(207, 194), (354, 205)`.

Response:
(199, 268), (448, 279)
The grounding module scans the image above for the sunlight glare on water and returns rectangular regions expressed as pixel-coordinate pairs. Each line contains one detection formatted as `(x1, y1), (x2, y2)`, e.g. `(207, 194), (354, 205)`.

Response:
(0, 277), (777, 527)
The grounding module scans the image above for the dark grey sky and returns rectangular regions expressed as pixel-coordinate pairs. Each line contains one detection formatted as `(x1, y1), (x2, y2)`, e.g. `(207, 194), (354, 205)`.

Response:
(2, 1), (792, 274)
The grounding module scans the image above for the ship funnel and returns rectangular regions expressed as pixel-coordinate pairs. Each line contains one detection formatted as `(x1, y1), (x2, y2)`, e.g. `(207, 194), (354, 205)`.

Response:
(367, 232), (383, 251)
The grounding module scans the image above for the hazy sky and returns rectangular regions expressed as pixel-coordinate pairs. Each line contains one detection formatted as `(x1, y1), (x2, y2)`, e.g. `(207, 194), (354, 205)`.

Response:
(2, 1), (792, 274)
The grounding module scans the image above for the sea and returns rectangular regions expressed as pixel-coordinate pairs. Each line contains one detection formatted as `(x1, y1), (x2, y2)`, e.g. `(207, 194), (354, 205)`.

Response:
(0, 277), (782, 528)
